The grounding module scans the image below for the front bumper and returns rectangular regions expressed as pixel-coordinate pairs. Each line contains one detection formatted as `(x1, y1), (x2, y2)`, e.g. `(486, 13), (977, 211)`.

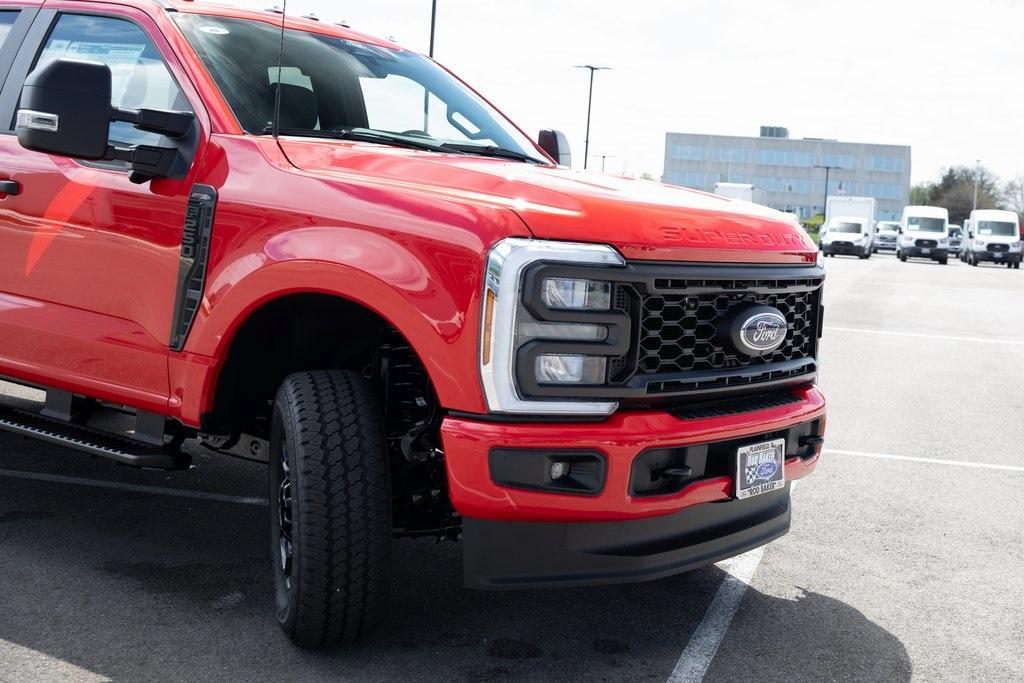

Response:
(823, 242), (867, 255)
(901, 246), (948, 259)
(973, 250), (1021, 263)
(442, 386), (826, 588)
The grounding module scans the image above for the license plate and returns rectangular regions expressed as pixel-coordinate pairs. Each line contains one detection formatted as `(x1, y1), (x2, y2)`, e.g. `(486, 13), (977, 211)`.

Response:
(994, 253), (1004, 258)
(736, 438), (786, 499)
(921, 248), (930, 254)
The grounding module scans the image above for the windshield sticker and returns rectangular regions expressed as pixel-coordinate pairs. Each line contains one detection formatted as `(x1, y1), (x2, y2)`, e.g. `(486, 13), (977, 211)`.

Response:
(198, 26), (230, 35)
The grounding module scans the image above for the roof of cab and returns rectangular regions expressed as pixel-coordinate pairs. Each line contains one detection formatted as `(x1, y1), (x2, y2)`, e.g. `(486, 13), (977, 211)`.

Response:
(970, 208), (1020, 222)
(161, 0), (405, 51)
(902, 205), (949, 218)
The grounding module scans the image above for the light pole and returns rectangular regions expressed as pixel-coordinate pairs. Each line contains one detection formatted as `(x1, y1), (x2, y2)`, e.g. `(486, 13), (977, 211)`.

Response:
(814, 164), (843, 219)
(574, 65), (611, 170)
(590, 153), (615, 173)
(973, 159), (981, 210)
(427, 0), (438, 57)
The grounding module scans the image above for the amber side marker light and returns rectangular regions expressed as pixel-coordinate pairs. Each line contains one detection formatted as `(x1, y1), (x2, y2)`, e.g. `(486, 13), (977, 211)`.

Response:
(481, 288), (496, 365)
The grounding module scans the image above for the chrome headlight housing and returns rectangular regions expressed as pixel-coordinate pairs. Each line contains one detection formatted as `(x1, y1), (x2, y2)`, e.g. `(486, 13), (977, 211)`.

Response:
(479, 238), (627, 415)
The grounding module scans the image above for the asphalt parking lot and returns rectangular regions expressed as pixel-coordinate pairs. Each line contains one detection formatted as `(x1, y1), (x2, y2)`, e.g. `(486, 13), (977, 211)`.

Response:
(1, 251), (1022, 682)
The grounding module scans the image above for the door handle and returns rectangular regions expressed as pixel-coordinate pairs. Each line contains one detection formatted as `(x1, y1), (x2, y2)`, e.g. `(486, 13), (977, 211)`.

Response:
(0, 179), (21, 196)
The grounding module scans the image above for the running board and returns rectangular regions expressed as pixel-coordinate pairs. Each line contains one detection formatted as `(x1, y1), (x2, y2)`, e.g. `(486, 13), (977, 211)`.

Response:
(0, 402), (189, 470)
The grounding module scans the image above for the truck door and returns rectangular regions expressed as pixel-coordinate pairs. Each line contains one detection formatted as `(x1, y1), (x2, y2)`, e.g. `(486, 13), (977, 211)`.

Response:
(0, 4), (205, 413)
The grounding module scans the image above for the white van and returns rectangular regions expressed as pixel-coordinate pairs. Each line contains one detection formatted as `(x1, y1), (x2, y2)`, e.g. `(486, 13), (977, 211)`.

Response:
(898, 206), (950, 264)
(820, 216), (873, 259)
(964, 209), (1021, 269)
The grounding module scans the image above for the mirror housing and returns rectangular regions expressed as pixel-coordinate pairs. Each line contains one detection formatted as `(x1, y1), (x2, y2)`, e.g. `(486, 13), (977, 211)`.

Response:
(17, 58), (111, 159)
(16, 58), (195, 180)
(537, 129), (572, 166)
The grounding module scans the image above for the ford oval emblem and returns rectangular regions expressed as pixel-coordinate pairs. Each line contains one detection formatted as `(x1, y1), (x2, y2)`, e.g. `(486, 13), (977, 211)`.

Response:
(732, 307), (788, 355)
(754, 461), (779, 479)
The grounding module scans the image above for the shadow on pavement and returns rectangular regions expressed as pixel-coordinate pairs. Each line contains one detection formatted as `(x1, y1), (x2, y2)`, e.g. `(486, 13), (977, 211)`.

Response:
(706, 584), (912, 682)
(0, 450), (909, 682)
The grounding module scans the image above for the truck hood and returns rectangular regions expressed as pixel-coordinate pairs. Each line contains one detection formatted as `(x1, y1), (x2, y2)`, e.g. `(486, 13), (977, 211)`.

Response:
(277, 139), (817, 264)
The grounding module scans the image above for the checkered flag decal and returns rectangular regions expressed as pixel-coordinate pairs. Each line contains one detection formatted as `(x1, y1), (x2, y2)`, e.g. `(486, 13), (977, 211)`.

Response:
(744, 463), (760, 483)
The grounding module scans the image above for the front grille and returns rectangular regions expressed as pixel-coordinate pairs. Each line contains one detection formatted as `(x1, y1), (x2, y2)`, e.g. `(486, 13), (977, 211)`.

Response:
(989, 243), (1009, 252)
(915, 239), (938, 248)
(636, 284), (816, 375)
(619, 269), (822, 397)
(832, 241), (853, 247)
(670, 390), (801, 420)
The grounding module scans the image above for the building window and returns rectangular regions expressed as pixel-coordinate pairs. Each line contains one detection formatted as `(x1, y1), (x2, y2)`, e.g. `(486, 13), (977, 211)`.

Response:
(669, 144), (707, 161)
(864, 156), (905, 173)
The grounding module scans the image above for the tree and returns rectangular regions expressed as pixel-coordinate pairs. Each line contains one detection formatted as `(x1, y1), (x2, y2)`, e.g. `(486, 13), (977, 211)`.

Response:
(1004, 175), (1024, 222)
(928, 165), (1002, 225)
(910, 182), (935, 206)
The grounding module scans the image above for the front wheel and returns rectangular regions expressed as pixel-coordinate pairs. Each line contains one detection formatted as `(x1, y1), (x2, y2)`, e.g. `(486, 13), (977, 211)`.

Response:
(270, 370), (392, 648)
(898, 251), (907, 262)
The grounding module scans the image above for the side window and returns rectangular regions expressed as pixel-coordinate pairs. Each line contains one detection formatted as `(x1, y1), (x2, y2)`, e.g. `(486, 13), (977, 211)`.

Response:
(35, 13), (189, 148)
(0, 11), (19, 48)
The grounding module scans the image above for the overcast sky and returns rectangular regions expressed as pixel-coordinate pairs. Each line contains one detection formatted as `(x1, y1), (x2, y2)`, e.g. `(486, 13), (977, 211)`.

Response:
(225, 0), (1022, 185)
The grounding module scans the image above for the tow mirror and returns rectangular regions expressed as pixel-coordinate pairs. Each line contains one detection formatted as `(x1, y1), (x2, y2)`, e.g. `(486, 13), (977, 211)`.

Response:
(16, 58), (195, 181)
(538, 129), (572, 166)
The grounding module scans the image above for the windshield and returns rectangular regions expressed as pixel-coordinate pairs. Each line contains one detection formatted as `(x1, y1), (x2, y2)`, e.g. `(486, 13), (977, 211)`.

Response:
(174, 14), (542, 161)
(906, 216), (946, 232)
(878, 222), (899, 233)
(829, 222), (864, 234)
(976, 221), (1018, 237)
(949, 227), (962, 238)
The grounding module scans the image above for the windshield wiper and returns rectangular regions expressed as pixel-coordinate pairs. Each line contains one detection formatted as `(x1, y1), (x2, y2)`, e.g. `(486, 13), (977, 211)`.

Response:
(439, 142), (545, 164)
(263, 126), (465, 154)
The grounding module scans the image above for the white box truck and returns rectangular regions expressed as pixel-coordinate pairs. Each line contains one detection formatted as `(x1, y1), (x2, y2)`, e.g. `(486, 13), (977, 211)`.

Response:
(820, 196), (876, 259)
(714, 182), (765, 205)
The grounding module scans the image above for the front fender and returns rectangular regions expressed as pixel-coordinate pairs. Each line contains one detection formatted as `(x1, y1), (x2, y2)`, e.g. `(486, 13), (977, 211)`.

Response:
(170, 222), (525, 426)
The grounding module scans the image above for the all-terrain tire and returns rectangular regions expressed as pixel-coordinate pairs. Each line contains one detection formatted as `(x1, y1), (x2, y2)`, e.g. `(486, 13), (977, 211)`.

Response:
(269, 370), (391, 648)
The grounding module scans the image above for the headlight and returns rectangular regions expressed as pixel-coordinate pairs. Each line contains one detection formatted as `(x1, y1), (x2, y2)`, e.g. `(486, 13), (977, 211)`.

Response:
(479, 238), (626, 415)
(974, 239), (987, 248)
(937, 237), (949, 246)
(541, 277), (611, 310)
(901, 235), (915, 245)
(1010, 241), (1022, 250)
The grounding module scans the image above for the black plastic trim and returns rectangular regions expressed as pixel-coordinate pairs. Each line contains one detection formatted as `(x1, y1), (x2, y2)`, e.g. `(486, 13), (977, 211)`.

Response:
(511, 261), (824, 403)
(169, 184), (217, 350)
(463, 485), (791, 589)
(489, 448), (607, 496)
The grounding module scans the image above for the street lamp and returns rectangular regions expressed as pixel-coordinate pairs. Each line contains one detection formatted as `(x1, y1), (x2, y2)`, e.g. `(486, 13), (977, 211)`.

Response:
(973, 159), (981, 210)
(428, 0), (437, 57)
(590, 153), (616, 173)
(814, 164), (843, 218)
(574, 65), (611, 170)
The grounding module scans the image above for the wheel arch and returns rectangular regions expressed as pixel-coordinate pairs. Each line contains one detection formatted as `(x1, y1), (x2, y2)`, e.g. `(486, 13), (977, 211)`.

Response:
(171, 258), (487, 428)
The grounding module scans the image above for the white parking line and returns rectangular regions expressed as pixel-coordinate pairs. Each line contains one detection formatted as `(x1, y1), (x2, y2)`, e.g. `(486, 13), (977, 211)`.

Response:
(0, 639), (109, 682)
(667, 480), (799, 682)
(824, 326), (1024, 346)
(0, 468), (269, 505)
(667, 546), (765, 682)
(824, 449), (1024, 472)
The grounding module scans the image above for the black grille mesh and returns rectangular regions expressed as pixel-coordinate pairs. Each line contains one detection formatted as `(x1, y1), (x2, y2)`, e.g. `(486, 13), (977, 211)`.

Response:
(613, 274), (821, 395)
(637, 288), (816, 374)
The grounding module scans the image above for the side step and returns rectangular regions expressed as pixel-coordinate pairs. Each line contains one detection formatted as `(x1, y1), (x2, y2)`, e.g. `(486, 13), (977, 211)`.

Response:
(0, 402), (189, 470)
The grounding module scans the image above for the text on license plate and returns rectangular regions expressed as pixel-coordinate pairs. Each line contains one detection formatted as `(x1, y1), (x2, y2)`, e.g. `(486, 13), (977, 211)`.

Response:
(736, 438), (786, 500)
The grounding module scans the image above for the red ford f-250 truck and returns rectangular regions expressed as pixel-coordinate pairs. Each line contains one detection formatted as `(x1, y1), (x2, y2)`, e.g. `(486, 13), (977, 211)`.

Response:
(0, 0), (826, 648)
